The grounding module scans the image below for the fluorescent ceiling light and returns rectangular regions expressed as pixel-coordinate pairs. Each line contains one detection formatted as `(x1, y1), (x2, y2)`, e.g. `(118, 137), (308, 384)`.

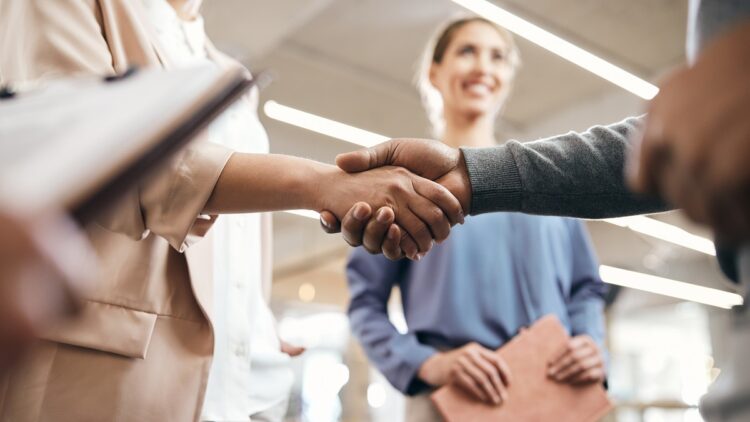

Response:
(264, 100), (389, 147)
(451, 0), (659, 100)
(604, 216), (715, 256)
(600, 265), (742, 309)
(284, 209), (320, 220)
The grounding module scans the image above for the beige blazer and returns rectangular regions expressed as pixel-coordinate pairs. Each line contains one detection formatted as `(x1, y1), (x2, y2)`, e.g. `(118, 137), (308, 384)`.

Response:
(0, 1), (272, 420)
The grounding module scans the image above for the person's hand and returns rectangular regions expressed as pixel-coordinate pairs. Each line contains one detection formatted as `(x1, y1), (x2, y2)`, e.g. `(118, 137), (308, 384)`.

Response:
(629, 22), (750, 243)
(320, 139), (472, 259)
(417, 342), (512, 405)
(0, 210), (93, 370)
(280, 340), (305, 357)
(547, 335), (606, 385)
(320, 203), (407, 259)
(316, 165), (463, 258)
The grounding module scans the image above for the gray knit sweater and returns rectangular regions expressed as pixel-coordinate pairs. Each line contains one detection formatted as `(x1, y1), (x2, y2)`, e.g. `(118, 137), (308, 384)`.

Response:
(461, 0), (750, 218)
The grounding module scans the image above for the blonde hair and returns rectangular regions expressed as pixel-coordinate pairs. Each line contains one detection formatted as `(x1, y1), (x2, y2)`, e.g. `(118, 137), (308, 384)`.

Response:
(416, 17), (521, 138)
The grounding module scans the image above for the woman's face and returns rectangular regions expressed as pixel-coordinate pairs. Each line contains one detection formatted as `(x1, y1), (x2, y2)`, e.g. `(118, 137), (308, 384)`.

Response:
(430, 22), (511, 120)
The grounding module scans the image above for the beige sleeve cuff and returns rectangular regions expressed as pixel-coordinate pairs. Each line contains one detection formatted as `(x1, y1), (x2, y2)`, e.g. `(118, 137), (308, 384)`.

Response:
(140, 140), (234, 252)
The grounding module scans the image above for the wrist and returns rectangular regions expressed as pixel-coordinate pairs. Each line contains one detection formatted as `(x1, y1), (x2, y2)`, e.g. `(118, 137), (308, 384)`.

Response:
(418, 353), (447, 386)
(439, 150), (472, 215)
(304, 161), (340, 212)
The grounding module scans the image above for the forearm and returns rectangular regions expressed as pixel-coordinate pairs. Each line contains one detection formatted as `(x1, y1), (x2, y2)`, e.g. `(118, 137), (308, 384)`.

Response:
(347, 253), (435, 393)
(204, 153), (331, 214)
(350, 307), (437, 394)
(461, 116), (669, 218)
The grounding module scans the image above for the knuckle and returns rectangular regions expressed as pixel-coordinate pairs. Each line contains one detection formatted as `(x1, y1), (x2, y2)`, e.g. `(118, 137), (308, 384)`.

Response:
(363, 244), (379, 255)
(426, 207), (446, 227)
(342, 217), (362, 233)
(410, 227), (431, 248)
(392, 166), (410, 178)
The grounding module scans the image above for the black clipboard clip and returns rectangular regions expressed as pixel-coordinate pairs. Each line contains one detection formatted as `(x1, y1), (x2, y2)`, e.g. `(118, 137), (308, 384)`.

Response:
(104, 66), (139, 83)
(0, 85), (16, 100)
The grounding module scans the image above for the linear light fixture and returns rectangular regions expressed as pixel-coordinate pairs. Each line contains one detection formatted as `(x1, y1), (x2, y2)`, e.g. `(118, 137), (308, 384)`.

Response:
(451, 0), (659, 100)
(264, 100), (389, 147)
(284, 209), (320, 220)
(605, 216), (715, 256)
(599, 265), (742, 309)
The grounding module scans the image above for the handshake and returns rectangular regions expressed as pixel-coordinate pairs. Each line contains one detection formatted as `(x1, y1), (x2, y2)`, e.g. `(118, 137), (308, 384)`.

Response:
(314, 138), (472, 261)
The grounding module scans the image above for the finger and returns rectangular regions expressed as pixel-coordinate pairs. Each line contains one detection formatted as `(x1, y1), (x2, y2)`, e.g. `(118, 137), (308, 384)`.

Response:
(412, 177), (464, 227)
(459, 356), (500, 404)
(455, 367), (491, 403)
(362, 207), (395, 254)
(468, 352), (506, 403)
(335, 140), (400, 173)
(556, 355), (602, 382)
(570, 367), (606, 385)
(382, 224), (405, 260)
(280, 341), (306, 357)
(479, 349), (512, 387)
(340, 202), (372, 247)
(549, 346), (596, 377)
(549, 344), (596, 376)
(399, 233), (420, 261)
(319, 210), (341, 234)
(286, 346), (306, 357)
(548, 336), (589, 366)
(395, 209), (433, 255)
(408, 198), (450, 245)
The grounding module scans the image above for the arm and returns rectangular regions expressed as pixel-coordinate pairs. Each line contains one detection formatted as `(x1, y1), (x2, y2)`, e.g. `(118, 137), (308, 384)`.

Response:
(206, 153), (462, 254)
(564, 219), (607, 346)
(462, 117), (667, 217)
(631, 21), (750, 243)
(548, 219), (607, 385)
(346, 248), (437, 394)
(327, 121), (670, 259)
(0, 0), (234, 251)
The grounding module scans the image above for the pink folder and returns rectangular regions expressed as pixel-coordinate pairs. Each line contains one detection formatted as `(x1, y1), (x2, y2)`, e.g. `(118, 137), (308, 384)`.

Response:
(431, 315), (613, 422)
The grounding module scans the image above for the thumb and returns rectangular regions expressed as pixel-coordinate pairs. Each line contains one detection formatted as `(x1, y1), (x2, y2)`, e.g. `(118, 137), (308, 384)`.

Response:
(335, 140), (397, 173)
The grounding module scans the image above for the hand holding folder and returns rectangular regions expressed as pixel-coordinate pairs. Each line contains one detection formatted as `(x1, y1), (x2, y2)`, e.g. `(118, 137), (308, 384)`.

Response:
(431, 315), (613, 422)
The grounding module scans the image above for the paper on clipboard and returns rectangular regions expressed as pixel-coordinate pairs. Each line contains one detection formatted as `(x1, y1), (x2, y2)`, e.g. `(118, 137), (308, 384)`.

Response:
(431, 314), (613, 422)
(0, 64), (255, 222)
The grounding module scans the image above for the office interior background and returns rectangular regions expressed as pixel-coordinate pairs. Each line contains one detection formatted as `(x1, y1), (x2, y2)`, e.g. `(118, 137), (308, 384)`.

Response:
(202, 1), (728, 421)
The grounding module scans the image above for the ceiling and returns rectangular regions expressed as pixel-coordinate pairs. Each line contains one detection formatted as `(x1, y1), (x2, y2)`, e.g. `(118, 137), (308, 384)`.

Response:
(201, 1), (729, 311)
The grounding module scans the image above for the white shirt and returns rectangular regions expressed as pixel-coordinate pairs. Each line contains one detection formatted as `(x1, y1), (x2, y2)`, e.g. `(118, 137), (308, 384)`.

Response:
(141, 1), (293, 420)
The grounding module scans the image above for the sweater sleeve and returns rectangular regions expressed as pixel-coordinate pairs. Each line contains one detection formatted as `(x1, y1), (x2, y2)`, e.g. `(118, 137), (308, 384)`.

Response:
(346, 248), (438, 395)
(461, 116), (668, 218)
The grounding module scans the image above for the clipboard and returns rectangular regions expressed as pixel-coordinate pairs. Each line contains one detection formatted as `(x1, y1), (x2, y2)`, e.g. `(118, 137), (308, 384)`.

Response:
(431, 315), (613, 422)
(0, 65), (259, 222)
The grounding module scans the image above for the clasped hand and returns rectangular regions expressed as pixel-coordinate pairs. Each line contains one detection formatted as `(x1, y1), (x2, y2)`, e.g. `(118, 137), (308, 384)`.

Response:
(318, 139), (472, 260)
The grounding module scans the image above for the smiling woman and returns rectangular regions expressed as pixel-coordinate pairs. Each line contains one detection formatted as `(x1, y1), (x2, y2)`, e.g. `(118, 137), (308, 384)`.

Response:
(346, 16), (608, 422)
(416, 17), (520, 140)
